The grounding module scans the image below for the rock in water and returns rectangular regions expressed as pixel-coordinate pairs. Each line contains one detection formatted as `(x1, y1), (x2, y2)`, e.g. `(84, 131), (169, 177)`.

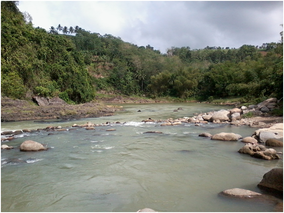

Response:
(265, 139), (283, 147)
(258, 168), (283, 194)
(211, 132), (242, 141)
(20, 140), (47, 151)
(137, 208), (156, 212)
(220, 188), (262, 198)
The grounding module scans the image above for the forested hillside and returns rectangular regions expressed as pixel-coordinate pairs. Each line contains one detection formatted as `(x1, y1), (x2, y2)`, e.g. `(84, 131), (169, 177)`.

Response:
(1, 2), (283, 104)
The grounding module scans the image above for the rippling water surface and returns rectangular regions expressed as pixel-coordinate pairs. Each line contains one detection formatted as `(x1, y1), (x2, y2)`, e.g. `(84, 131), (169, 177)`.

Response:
(1, 103), (282, 212)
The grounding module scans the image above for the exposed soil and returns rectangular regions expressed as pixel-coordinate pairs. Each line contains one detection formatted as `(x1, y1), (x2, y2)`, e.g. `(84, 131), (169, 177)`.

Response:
(1, 97), (123, 122)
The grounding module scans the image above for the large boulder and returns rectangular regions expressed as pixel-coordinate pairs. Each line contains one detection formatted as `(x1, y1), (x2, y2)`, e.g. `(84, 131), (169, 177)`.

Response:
(258, 168), (283, 194)
(20, 140), (47, 151)
(211, 132), (242, 141)
(32, 96), (67, 106)
(252, 123), (283, 143)
(257, 98), (277, 110)
(210, 110), (230, 122)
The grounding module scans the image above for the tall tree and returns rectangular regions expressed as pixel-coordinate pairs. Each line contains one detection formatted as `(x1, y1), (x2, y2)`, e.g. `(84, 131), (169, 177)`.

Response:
(62, 26), (68, 34)
(57, 24), (63, 32)
(69, 26), (74, 34)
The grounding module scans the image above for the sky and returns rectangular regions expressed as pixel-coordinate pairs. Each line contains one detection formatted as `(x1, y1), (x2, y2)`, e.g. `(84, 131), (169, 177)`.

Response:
(18, 1), (283, 53)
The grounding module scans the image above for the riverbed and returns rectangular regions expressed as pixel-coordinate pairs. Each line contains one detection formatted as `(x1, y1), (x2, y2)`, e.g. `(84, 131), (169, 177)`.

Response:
(1, 103), (282, 212)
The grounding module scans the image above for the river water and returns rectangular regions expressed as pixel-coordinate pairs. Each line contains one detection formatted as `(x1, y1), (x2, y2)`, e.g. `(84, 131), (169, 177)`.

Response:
(1, 103), (282, 212)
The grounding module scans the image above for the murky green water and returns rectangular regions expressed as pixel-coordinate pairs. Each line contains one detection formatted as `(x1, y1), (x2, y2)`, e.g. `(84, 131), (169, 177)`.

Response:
(1, 103), (282, 212)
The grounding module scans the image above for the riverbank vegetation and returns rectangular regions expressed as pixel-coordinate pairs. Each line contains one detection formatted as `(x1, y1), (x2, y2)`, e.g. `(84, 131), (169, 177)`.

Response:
(1, 2), (283, 107)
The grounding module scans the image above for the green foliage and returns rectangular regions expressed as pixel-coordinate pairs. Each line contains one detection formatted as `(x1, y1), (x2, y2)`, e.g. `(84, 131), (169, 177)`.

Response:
(1, 1), (95, 103)
(1, 71), (26, 98)
(1, 1), (282, 104)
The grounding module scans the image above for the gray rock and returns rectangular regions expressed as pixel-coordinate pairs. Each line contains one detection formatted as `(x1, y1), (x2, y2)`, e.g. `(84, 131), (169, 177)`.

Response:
(252, 123), (283, 143)
(231, 112), (241, 121)
(257, 98), (277, 109)
(260, 106), (270, 112)
(248, 105), (257, 109)
(211, 110), (230, 122)
(259, 131), (279, 143)
(267, 103), (277, 109)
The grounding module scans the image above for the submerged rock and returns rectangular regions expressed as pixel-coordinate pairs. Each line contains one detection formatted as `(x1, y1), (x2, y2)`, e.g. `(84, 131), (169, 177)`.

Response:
(1, 144), (14, 149)
(220, 188), (262, 198)
(198, 132), (212, 138)
(137, 208), (156, 212)
(143, 131), (163, 134)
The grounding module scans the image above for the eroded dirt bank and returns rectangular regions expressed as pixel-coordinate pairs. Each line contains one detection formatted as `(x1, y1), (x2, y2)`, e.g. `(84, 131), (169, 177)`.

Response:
(1, 97), (123, 122)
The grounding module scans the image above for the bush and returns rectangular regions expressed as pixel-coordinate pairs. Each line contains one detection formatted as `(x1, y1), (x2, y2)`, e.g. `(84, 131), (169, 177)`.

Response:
(242, 111), (254, 118)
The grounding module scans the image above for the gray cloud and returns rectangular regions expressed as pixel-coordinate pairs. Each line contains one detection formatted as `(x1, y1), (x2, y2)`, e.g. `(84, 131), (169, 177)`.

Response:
(18, 1), (283, 53)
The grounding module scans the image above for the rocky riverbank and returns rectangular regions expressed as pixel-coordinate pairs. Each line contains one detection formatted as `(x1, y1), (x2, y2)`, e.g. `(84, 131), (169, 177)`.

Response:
(1, 96), (123, 122)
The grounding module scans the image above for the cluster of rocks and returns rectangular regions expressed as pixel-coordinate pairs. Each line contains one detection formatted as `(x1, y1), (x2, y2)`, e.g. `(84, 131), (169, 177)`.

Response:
(198, 122), (283, 160)
(190, 98), (278, 125)
(1, 140), (48, 151)
(174, 98), (279, 127)
(138, 98), (281, 128)
(220, 168), (283, 211)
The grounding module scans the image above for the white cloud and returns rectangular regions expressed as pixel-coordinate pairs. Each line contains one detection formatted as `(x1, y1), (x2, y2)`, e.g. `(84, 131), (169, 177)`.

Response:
(18, 1), (283, 53)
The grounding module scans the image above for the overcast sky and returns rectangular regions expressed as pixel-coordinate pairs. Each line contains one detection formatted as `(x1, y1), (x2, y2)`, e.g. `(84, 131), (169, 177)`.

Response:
(18, 1), (283, 53)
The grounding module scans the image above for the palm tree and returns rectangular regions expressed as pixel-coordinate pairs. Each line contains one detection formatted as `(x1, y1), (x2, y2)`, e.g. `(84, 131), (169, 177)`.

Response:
(75, 26), (80, 33)
(49, 26), (58, 34)
(57, 24), (63, 32)
(62, 26), (68, 34)
(69, 26), (74, 34)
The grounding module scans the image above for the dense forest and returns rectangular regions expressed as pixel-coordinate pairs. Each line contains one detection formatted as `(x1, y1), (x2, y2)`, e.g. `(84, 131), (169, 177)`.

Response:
(1, 1), (283, 104)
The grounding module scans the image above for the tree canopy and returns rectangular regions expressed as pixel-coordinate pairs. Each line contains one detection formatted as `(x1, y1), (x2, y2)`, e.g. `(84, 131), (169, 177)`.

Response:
(1, 1), (283, 103)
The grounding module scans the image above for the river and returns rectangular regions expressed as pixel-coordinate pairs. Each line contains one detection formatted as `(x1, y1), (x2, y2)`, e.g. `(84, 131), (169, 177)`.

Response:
(1, 103), (282, 212)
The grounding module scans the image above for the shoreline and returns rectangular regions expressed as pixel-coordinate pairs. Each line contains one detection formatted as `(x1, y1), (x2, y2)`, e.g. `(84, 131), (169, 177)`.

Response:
(1, 96), (282, 126)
